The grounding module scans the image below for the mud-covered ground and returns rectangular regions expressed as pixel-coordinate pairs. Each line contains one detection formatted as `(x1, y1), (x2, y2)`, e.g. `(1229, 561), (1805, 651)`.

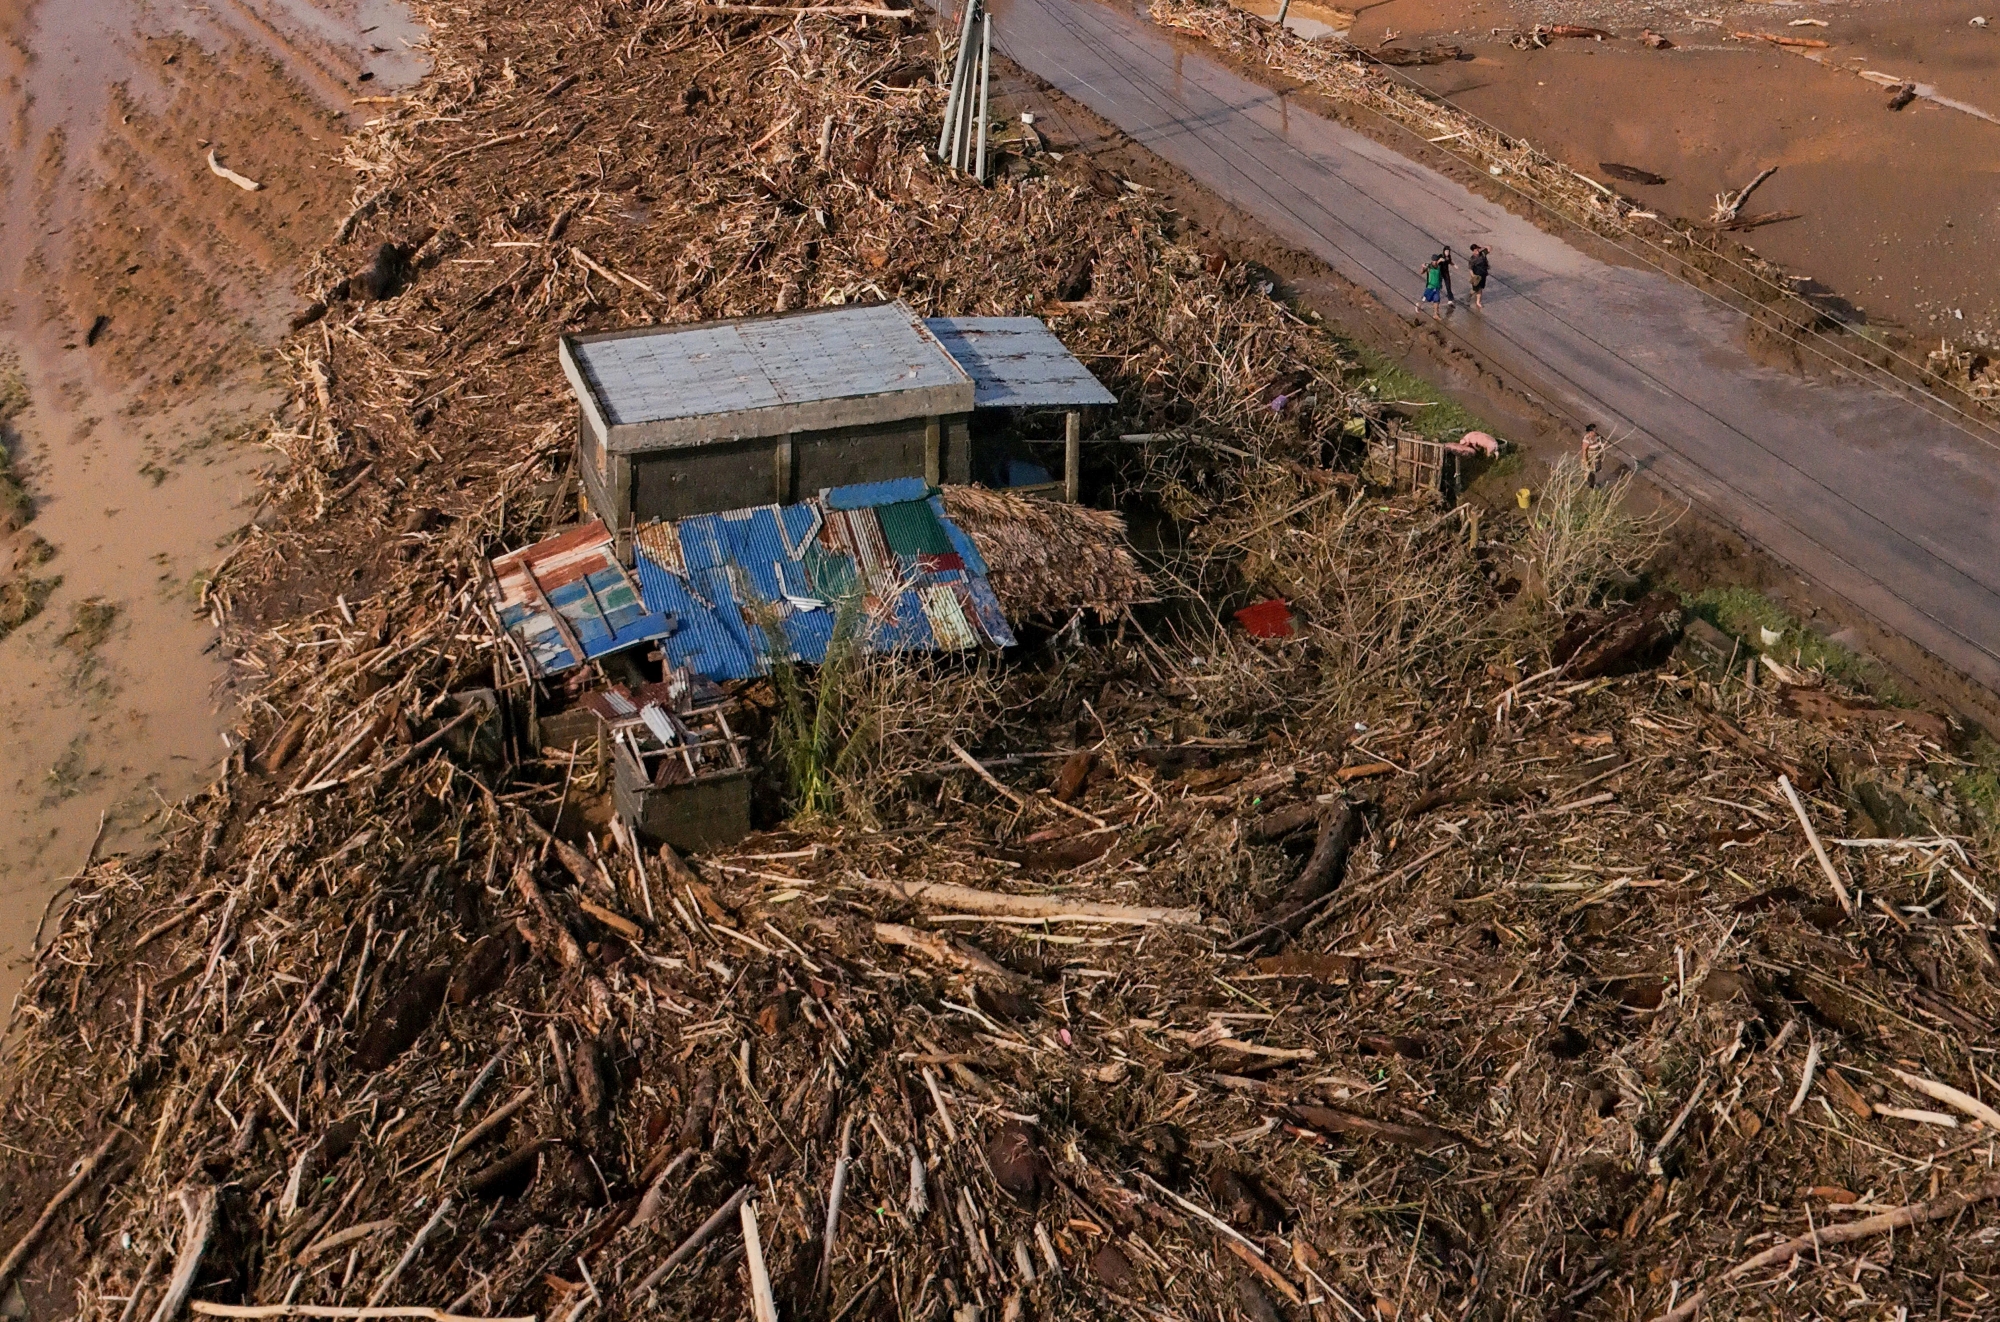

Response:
(1316, 0), (2000, 339)
(0, 0), (426, 1009)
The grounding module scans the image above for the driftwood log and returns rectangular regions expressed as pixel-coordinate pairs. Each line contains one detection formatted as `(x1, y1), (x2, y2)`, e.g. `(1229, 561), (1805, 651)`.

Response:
(0, 1132), (120, 1293)
(1553, 591), (1684, 679)
(1652, 1174), (2000, 1322)
(850, 875), (1200, 926)
(1227, 800), (1359, 952)
(148, 1184), (220, 1322)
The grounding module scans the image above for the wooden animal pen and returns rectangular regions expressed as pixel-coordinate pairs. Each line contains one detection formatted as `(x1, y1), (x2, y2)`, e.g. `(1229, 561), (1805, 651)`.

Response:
(1394, 436), (1451, 493)
(606, 698), (752, 852)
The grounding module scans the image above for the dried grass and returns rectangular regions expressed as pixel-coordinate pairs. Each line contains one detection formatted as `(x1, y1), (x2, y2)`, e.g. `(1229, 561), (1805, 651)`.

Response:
(1520, 456), (1675, 615)
(4, 6), (2000, 1322)
(941, 485), (1151, 622)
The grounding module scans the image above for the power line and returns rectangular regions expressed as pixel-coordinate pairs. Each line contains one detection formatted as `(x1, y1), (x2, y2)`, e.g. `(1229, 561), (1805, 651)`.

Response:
(994, 0), (2000, 678)
(1293, 20), (2000, 450)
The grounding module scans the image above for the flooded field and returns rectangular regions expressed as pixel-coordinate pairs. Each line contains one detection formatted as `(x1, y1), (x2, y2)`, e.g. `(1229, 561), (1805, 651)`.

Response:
(0, 0), (426, 1012)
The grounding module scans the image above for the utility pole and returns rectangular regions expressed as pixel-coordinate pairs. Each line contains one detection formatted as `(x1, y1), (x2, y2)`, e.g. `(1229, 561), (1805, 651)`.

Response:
(938, 0), (980, 159)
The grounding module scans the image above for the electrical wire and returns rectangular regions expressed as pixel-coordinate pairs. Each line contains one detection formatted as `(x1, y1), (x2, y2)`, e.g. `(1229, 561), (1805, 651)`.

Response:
(1277, 15), (2000, 449)
(989, 0), (2000, 677)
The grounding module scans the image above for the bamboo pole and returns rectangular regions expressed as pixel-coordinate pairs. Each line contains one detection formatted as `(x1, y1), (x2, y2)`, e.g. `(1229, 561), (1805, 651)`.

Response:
(974, 11), (992, 182)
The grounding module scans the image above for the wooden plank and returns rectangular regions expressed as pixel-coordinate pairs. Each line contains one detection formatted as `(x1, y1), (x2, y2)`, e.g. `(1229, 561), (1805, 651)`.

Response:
(1064, 409), (1081, 503)
(519, 561), (588, 669)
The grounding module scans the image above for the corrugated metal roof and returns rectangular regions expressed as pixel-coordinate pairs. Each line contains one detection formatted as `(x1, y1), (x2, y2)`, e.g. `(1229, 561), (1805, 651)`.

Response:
(825, 476), (932, 510)
(921, 584), (979, 650)
(569, 303), (970, 428)
(876, 500), (955, 558)
(963, 578), (1015, 646)
(931, 494), (989, 576)
(633, 552), (763, 682)
(624, 486), (1016, 682)
(488, 519), (673, 677)
(495, 489), (1023, 684)
(924, 317), (1118, 409)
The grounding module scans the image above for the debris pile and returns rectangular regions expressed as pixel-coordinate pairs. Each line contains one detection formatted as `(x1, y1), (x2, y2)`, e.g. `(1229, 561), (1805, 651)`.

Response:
(4, 5), (2000, 1322)
(939, 484), (1151, 622)
(1927, 340), (2000, 401)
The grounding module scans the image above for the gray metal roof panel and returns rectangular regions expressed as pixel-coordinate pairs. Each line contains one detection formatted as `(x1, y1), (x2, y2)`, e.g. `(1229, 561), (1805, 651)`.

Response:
(923, 317), (1117, 409)
(565, 304), (974, 446)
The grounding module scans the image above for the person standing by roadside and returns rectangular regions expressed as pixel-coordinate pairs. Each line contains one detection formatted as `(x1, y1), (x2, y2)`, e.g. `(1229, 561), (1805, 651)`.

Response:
(1467, 244), (1490, 309)
(1419, 253), (1445, 318)
(1436, 246), (1457, 307)
(1580, 422), (1607, 489)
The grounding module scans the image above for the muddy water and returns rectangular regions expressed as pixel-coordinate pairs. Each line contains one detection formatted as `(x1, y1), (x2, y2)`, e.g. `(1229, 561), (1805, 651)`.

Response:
(1225, 0), (1350, 42)
(0, 0), (426, 1013)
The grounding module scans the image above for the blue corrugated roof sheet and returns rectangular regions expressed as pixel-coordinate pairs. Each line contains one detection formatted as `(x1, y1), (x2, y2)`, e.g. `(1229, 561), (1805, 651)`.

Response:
(631, 488), (1016, 682)
(931, 494), (988, 576)
(488, 520), (674, 677)
(825, 476), (932, 510)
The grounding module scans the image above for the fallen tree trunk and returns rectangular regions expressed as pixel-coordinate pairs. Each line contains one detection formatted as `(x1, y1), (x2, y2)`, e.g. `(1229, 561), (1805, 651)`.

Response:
(849, 876), (1200, 926)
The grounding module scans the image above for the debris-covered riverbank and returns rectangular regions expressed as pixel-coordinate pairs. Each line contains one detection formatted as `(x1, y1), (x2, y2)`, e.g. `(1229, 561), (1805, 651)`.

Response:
(4, 3), (2000, 1322)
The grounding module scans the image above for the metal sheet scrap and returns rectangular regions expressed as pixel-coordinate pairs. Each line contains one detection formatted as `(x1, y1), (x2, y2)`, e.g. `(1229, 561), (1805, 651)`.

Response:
(633, 481), (1017, 681)
(487, 518), (674, 677)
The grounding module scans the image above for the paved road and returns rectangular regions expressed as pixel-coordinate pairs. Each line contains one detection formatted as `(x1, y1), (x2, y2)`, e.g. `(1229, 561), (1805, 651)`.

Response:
(986, 0), (2000, 694)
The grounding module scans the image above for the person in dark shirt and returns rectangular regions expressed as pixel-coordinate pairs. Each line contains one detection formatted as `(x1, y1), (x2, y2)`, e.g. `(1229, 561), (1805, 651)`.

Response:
(1468, 244), (1491, 309)
(1436, 247), (1457, 307)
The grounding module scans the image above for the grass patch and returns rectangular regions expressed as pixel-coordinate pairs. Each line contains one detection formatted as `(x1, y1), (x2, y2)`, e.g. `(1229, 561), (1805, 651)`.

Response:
(0, 448), (30, 533)
(766, 590), (874, 820)
(1680, 584), (1899, 699)
(1350, 347), (1487, 440)
(59, 597), (119, 655)
(1956, 732), (2000, 840)
(0, 354), (27, 423)
(1, 354), (32, 532)
(1, 571), (59, 641)
(43, 732), (93, 804)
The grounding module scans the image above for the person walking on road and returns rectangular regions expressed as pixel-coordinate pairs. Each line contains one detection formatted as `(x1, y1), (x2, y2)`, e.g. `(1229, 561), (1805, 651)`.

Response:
(1581, 422), (1607, 489)
(1467, 244), (1490, 309)
(1419, 253), (1445, 318)
(1435, 247), (1457, 308)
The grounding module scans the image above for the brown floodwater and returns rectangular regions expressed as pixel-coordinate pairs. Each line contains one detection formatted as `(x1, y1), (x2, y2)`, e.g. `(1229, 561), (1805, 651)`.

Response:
(0, 0), (426, 1014)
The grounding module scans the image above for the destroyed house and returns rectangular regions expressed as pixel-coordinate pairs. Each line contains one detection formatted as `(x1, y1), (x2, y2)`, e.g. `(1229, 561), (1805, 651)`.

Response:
(488, 478), (1015, 685)
(560, 301), (1115, 534)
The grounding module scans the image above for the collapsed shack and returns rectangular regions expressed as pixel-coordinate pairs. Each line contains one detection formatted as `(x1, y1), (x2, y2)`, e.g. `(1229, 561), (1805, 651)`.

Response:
(488, 477), (1147, 849)
(4, 5), (2000, 1322)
